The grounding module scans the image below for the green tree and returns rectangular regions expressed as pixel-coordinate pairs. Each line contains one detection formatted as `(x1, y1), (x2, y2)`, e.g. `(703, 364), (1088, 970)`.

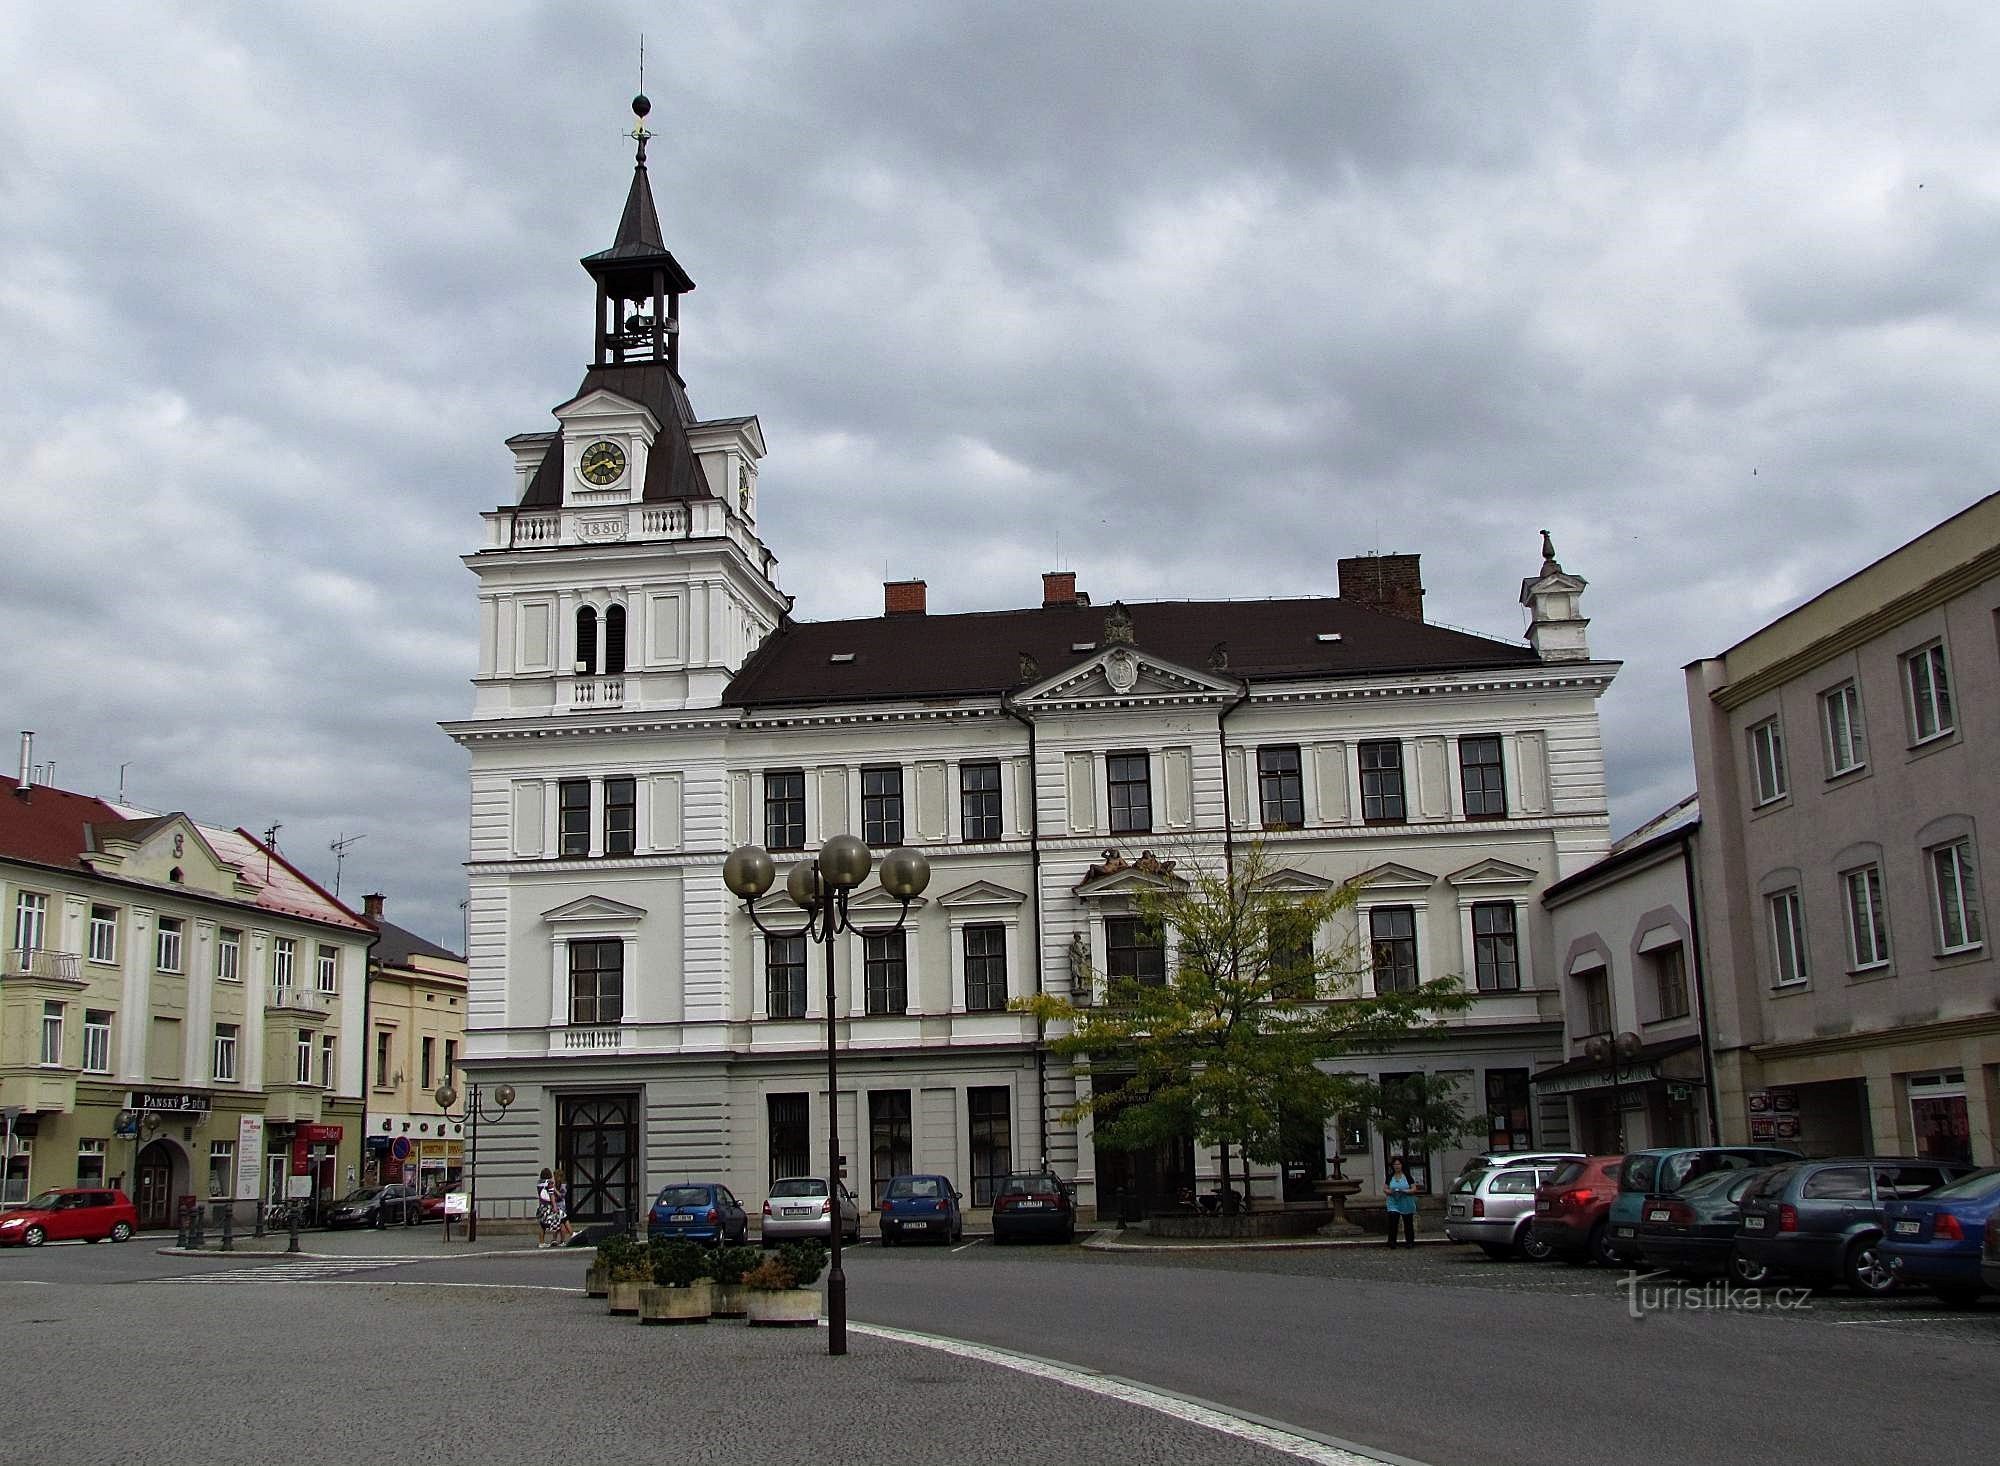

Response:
(1016, 845), (1472, 1206)
(1351, 1070), (1483, 1182)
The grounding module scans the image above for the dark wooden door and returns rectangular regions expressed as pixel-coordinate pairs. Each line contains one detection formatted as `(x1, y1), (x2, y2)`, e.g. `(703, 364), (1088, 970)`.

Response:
(557, 1095), (638, 1224)
(135, 1141), (175, 1228)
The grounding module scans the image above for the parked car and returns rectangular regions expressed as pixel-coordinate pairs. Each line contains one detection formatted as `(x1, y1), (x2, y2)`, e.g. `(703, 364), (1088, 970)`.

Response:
(1634, 1168), (1772, 1282)
(759, 1177), (861, 1244)
(418, 1191), (449, 1221)
(327, 1183), (423, 1229)
(0, 1188), (138, 1246)
(991, 1172), (1077, 1244)
(647, 1182), (750, 1245)
(878, 1173), (964, 1245)
(1456, 1150), (1583, 1179)
(1532, 1155), (1625, 1265)
(1444, 1162), (1567, 1259)
(1736, 1156), (1975, 1294)
(1605, 1147), (1802, 1264)
(1879, 1166), (2000, 1306)
(1984, 1213), (2000, 1297)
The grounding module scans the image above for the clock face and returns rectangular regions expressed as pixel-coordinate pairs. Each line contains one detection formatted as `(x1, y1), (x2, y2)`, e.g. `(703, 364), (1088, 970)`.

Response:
(579, 440), (627, 485)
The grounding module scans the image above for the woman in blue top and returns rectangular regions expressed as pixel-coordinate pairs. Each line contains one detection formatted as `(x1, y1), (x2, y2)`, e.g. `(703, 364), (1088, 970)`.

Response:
(1385, 1157), (1417, 1248)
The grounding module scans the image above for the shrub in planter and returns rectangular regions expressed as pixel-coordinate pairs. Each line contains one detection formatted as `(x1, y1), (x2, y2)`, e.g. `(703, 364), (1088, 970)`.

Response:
(601, 1236), (652, 1316)
(744, 1241), (825, 1327)
(586, 1233), (639, 1298)
(706, 1244), (759, 1318)
(776, 1240), (828, 1287)
(638, 1238), (713, 1324)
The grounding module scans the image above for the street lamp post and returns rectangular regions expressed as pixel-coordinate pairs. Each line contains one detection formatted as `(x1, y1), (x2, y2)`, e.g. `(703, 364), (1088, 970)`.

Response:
(434, 1080), (516, 1243)
(723, 833), (931, 1358)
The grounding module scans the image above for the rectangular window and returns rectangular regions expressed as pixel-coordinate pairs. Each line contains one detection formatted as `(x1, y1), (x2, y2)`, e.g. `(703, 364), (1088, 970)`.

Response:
(768, 1093), (811, 1185)
(1471, 903), (1519, 991)
(1266, 908), (1315, 999)
(1359, 740), (1406, 823)
(444, 1039), (457, 1091)
(1104, 915), (1166, 986)
(967, 1087), (1012, 1206)
(315, 944), (338, 994)
(39, 1001), (62, 1066)
(1257, 746), (1304, 829)
(1577, 968), (1611, 1034)
(764, 770), (806, 851)
(766, 934), (808, 1019)
(13, 891), (48, 954)
(868, 1090), (913, 1205)
(217, 928), (241, 983)
(963, 924), (1007, 1012)
(155, 916), (184, 973)
(864, 931), (908, 1015)
(1768, 889), (1809, 986)
(82, 1010), (112, 1074)
(1369, 906), (1419, 992)
(375, 1030), (392, 1089)
(213, 1024), (239, 1082)
(603, 776), (637, 856)
(1485, 1070), (1533, 1152)
(272, 937), (296, 996)
(1460, 735), (1507, 818)
(862, 766), (905, 846)
(88, 906), (118, 964)
(1929, 839), (1985, 953)
(1904, 641), (1955, 743)
(1748, 718), (1788, 805)
(208, 1141), (233, 1199)
(558, 778), (590, 858)
(1843, 865), (1890, 969)
(1821, 681), (1866, 775)
(1107, 752), (1152, 834)
(420, 1035), (435, 1092)
(320, 1034), (336, 1089)
(960, 762), (1003, 842)
(568, 939), (625, 1025)
(77, 1139), (107, 1189)
(1651, 944), (1690, 1020)
(295, 1029), (314, 1085)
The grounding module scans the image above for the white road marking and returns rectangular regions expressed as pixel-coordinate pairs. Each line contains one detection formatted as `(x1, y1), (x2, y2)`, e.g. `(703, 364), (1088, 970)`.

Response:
(951, 1238), (984, 1253)
(847, 1320), (1425, 1466)
(1828, 1314), (1992, 1326)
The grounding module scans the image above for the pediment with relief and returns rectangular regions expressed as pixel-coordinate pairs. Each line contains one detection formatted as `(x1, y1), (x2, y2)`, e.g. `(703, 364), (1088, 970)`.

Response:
(1253, 867), (1341, 895)
(541, 895), (648, 925)
(1013, 644), (1242, 710)
(1352, 861), (1438, 893)
(1444, 858), (1538, 888)
(846, 884), (931, 913)
(82, 814), (252, 899)
(936, 880), (1028, 908)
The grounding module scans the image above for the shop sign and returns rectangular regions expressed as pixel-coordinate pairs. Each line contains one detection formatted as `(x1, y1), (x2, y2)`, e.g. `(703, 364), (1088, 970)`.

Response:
(1747, 1087), (1800, 1142)
(235, 1115), (264, 1201)
(1533, 1060), (1662, 1097)
(129, 1090), (212, 1114)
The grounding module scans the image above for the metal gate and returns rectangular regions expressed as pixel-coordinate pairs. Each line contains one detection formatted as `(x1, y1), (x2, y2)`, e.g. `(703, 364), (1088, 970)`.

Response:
(557, 1094), (638, 1224)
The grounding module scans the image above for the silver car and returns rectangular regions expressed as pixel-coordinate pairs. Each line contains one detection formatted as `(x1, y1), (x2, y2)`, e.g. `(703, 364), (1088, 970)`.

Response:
(1444, 1163), (1565, 1259)
(759, 1177), (861, 1244)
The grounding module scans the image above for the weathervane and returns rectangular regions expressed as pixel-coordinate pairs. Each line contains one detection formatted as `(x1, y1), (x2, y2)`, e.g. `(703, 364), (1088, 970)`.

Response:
(629, 35), (652, 164)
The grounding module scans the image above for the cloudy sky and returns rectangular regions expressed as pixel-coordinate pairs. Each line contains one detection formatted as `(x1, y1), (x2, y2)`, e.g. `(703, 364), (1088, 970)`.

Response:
(5, 4), (1997, 947)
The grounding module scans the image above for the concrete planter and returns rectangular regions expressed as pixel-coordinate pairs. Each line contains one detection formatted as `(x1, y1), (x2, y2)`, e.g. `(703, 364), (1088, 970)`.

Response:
(744, 1288), (822, 1327)
(710, 1282), (750, 1319)
(606, 1277), (645, 1315)
(638, 1280), (713, 1324)
(584, 1263), (609, 1299)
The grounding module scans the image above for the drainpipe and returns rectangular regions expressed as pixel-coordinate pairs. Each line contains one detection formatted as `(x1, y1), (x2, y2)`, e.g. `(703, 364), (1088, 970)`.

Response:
(1216, 684), (1251, 873)
(1679, 830), (1723, 1145)
(1001, 694), (1048, 1168)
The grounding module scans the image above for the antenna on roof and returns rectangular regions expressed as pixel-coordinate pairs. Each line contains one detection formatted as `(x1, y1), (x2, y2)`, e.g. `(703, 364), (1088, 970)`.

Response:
(329, 832), (368, 901)
(262, 823), (282, 882)
(117, 763), (130, 804)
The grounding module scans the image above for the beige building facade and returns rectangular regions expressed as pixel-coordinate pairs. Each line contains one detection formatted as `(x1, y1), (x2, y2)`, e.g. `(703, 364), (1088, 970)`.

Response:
(359, 893), (468, 1191)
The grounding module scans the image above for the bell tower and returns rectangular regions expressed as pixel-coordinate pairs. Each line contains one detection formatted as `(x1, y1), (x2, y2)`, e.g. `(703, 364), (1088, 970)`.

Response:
(583, 95), (696, 376)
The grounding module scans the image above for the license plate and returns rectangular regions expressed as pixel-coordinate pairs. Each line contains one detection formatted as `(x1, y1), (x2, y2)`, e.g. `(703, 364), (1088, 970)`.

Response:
(1616, 1226), (1635, 1239)
(906, 1220), (931, 1229)
(784, 1207), (814, 1217)
(1536, 1200), (1552, 1213)
(1894, 1219), (1921, 1235)
(1017, 1201), (1046, 1210)
(672, 1213), (695, 1222)
(1743, 1215), (1765, 1231)
(1648, 1209), (1671, 1223)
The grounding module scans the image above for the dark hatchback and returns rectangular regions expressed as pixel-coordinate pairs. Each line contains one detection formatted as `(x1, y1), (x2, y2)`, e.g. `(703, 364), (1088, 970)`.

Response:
(1736, 1156), (1974, 1294)
(647, 1182), (750, 1245)
(1635, 1168), (1771, 1282)
(1881, 1166), (2000, 1306)
(878, 1174), (963, 1245)
(991, 1173), (1076, 1244)
(327, 1183), (422, 1229)
(1605, 1146), (1801, 1264)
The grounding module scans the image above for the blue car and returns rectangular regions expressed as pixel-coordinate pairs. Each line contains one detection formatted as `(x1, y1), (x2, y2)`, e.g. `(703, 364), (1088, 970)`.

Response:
(1882, 1165), (2000, 1307)
(878, 1173), (964, 1246)
(1606, 1146), (1800, 1264)
(647, 1182), (750, 1245)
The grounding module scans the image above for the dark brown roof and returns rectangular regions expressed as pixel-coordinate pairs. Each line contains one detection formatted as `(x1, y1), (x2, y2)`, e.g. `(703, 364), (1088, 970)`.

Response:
(373, 918), (462, 969)
(518, 363), (710, 507)
(580, 161), (696, 297)
(0, 785), (124, 869)
(725, 598), (1542, 708)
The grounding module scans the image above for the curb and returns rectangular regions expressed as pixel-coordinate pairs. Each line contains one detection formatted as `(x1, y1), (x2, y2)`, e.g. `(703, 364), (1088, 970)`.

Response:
(155, 1245), (554, 1261)
(1081, 1232), (1456, 1253)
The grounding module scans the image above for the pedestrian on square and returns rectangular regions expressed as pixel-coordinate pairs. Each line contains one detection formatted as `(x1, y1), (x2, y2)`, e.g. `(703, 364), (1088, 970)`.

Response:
(536, 1167), (554, 1247)
(1385, 1157), (1418, 1248)
(550, 1169), (573, 1247)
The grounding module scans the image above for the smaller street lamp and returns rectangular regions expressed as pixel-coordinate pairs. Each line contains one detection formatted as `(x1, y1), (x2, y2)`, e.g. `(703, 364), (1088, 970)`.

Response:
(723, 833), (931, 1357)
(434, 1080), (516, 1243)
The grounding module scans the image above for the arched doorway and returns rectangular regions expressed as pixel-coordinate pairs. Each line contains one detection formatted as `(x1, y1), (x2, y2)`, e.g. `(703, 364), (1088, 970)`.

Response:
(135, 1139), (181, 1228)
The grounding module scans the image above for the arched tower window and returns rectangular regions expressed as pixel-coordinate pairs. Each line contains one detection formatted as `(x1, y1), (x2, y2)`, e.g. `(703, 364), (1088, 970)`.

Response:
(604, 605), (627, 676)
(575, 606), (599, 675)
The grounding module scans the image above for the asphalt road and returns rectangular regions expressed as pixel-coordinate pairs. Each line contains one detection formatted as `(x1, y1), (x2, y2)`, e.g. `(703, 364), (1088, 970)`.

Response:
(3, 1232), (1995, 1466)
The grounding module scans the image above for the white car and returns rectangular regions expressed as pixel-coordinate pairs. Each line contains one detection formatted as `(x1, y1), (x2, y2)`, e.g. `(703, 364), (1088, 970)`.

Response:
(759, 1177), (861, 1244)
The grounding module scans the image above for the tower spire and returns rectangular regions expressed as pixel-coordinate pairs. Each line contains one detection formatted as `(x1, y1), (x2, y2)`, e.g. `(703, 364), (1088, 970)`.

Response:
(581, 90), (693, 372)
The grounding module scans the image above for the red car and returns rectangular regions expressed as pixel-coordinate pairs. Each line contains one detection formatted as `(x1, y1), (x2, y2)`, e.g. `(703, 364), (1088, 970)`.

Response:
(0, 1188), (140, 1246)
(1532, 1156), (1624, 1265)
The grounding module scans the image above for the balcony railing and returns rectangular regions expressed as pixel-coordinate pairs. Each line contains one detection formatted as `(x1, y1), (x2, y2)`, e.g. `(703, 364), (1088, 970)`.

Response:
(569, 677), (625, 708)
(7, 948), (82, 982)
(559, 1026), (628, 1052)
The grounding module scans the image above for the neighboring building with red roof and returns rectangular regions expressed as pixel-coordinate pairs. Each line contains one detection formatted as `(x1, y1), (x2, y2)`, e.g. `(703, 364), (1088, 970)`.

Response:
(442, 108), (1622, 1227)
(1, 748), (371, 1225)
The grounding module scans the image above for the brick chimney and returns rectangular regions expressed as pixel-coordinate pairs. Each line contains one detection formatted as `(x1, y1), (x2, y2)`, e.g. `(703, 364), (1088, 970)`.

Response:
(362, 892), (385, 921)
(1041, 571), (1078, 608)
(1337, 553), (1425, 622)
(884, 579), (927, 616)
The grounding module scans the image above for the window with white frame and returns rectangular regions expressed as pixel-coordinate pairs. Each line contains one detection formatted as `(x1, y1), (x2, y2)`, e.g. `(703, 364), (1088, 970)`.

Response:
(963, 924), (1007, 1012)
(320, 1033), (336, 1089)
(1929, 838), (1984, 953)
(77, 1139), (106, 1188)
(40, 1001), (63, 1065)
(213, 1023), (239, 1082)
(13, 891), (48, 954)
(1748, 718), (1788, 805)
(1650, 944), (1690, 1021)
(1843, 865), (1890, 969)
(217, 928), (241, 982)
(156, 916), (184, 973)
(295, 1029), (314, 1084)
(864, 931), (908, 1015)
(315, 944), (338, 994)
(1768, 888), (1809, 986)
(569, 940), (624, 1025)
(960, 762), (1003, 842)
(766, 933), (807, 1019)
(1470, 903), (1519, 991)
(272, 937), (296, 997)
(88, 905), (118, 964)
(82, 1010), (111, 1074)
(1903, 641), (1955, 744)
(1369, 907), (1419, 993)
(2, 1139), (29, 1204)
(208, 1141), (234, 1199)
(1821, 680), (1866, 775)
(862, 766), (905, 846)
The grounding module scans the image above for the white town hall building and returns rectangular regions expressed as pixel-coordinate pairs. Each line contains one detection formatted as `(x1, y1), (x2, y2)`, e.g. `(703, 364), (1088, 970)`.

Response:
(444, 106), (1620, 1226)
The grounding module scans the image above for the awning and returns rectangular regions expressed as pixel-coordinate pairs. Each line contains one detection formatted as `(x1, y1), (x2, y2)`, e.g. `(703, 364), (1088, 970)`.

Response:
(1531, 1036), (1702, 1096)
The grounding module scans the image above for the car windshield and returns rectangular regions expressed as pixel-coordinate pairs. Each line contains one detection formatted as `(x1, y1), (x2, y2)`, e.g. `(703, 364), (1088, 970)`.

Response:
(770, 1179), (827, 1198)
(1676, 1170), (1746, 1201)
(1549, 1161), (1589, 1186)
(1001, 1175), (1061, 1195)
(656, 1186), (712, 1207)
(19, 1191), (65, 1211)
(340, 1188), (383, 1203)
(888, 1177), (943, 1199)
(1924, 1167), (2000, 1202)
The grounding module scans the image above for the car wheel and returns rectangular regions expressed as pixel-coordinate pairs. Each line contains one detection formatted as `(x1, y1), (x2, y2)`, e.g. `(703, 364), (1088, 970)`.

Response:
(1520, 1225), (1554, 1263)
(23, 1225), (45, 1247)
(110, 1220), (133, 1242)
(1845, 1237), (1896, 1296)
(1588, 1221), (1621, 1268)
(1728, 1249), (1770, 1287)
(1478, 1242), (1514, 1261)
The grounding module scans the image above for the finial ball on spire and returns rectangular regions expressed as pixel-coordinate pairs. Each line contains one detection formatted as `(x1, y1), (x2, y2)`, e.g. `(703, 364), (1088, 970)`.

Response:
(632, 93), (652, 119)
